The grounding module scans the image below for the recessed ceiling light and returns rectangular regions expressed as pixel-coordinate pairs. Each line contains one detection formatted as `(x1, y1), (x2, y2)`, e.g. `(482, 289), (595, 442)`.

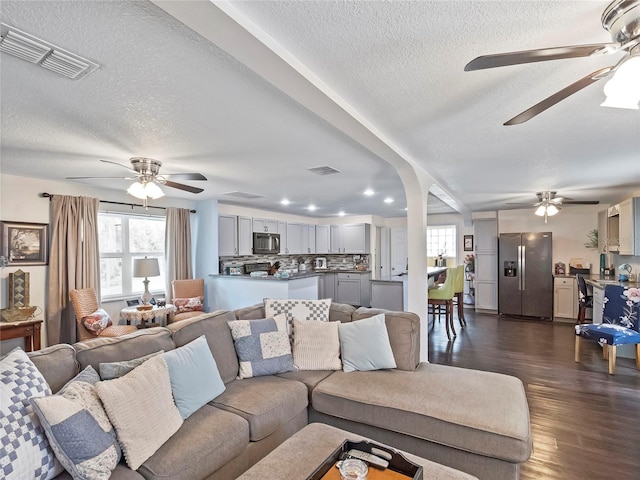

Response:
(280, 198), (290, 205)
(364, 189), (374, 196)
(308, 204), (317, 211)
(384, 197), (394, 204)
(404, 207), (408, 211)
(338, 210), (346, 217)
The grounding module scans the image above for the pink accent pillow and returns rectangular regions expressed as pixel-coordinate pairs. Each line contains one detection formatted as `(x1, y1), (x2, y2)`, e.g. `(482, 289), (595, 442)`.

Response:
(82, 308), (112, 336)
(174, 297), (204, 314)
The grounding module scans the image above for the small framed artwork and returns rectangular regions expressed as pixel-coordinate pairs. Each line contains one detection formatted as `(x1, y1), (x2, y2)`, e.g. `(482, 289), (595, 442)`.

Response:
(463, 235), (474, 252)
(1, 221), (49, 266)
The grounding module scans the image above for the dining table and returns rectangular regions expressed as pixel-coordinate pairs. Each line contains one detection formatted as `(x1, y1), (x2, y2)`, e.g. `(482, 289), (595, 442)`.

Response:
(427, 266), (448, 279)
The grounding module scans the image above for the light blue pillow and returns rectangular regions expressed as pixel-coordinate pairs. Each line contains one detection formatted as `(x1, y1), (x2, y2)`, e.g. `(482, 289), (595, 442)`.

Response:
(163, 336), (225, 419)
(338, 314), (397, 372)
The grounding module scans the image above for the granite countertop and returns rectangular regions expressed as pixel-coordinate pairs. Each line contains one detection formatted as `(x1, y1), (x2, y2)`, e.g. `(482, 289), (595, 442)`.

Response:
(211, 271), (323, 281)
(584, 275), (638, 289)
(371, 275), (406, 283)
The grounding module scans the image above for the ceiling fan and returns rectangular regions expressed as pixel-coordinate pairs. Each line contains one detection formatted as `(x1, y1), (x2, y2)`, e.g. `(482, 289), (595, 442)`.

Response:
(510, 191), (600, 223)
(67, 158), (207, 200)
(465, 0), (640, 125)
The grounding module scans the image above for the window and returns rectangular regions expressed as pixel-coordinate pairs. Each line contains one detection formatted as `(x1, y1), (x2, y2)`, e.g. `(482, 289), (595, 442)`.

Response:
(427, 225), (457, 264)
(98, 212), (166, 299)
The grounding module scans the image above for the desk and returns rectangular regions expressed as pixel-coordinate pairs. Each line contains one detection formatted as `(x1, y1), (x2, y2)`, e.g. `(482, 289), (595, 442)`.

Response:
(0, 319), (43, 351)
(120, 304), (175, 328)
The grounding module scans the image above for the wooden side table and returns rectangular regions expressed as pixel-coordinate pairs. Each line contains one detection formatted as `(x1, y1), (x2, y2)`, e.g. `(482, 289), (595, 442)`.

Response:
(0, 319), (43, 352)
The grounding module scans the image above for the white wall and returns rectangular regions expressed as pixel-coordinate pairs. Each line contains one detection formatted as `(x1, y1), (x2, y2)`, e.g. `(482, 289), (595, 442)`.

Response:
(0, 173), (195, 348)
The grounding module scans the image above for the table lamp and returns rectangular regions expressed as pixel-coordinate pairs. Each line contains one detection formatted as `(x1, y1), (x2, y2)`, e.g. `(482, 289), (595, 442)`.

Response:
(133, 257), (160, 305)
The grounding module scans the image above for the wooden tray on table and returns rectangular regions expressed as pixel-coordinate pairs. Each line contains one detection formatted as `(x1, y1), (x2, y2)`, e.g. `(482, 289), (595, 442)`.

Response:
(306, 440), (423, 480)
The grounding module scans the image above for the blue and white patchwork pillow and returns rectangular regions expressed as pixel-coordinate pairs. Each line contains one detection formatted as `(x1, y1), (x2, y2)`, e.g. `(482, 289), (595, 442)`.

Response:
(0, 348), (63, 480)
(264, 298), (332, 335)
(30, 366), (120, 480)
(227, 315), (293, 379)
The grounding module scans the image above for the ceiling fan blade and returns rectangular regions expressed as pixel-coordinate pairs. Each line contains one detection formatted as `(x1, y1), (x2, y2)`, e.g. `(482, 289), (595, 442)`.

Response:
(162, 180), (204, 194)
(66, 176), (134, 180)
(504, 66), (614, 125)
(163, 173), (207, 181)
(99, 159), (139, 174)
(464, 43), (618, 71)
(562, 200), (600, 204)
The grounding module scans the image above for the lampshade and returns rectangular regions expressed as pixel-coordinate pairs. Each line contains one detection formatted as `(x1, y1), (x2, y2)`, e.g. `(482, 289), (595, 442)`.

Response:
(133, 257), (160, 278)
(127, 181), (165, 200)
(535, 204), (560, 218)
(601, 54), (640, 110)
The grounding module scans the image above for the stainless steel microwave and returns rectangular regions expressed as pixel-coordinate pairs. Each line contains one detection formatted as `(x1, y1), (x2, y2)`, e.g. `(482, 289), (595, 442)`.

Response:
(253, 232), (280, 255)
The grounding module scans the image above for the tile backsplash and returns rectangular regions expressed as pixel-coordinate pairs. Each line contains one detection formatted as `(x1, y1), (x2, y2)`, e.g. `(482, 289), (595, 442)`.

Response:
(219, 254), (369, 272)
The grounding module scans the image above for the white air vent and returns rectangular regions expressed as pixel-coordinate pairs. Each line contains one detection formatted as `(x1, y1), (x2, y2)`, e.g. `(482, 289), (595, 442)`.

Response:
(308, 165), (341, 176)
(221, 191), (266, 199)
(0, 24), (99, 79)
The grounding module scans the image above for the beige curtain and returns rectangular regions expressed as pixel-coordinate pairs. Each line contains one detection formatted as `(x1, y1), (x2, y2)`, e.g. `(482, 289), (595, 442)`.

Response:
(165, 207), (193, 301)
(47, 195), (100, 344)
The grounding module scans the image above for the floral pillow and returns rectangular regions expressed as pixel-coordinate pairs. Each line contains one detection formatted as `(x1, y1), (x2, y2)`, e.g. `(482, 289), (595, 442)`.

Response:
(174, 297), (204, 314)
(82, 308), (112, 336)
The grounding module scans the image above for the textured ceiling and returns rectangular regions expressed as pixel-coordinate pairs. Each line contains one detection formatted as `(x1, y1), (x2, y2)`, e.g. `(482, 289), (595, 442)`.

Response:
(1, 1), (638, 218)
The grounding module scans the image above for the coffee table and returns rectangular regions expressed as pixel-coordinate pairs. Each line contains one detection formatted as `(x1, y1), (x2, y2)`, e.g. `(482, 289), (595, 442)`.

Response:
(237, 423), (478, 480)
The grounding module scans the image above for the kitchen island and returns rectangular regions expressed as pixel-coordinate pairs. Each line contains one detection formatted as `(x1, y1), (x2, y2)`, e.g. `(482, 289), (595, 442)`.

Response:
(209, 272), (322, 311)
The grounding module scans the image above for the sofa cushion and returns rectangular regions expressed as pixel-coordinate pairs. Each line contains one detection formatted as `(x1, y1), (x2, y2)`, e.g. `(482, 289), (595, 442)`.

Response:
(227, 317), (293, 379)
(173, 296), (204, 314)
(168, 310), (240, 384)
(292, 318), (341, 371)
(30, 366), (120, 480)
(276, 370), (335, 401)
(0, 348), (63, 480)
(233, 303), (266, 320)
(74, 328), (175, 373)
(55, 464), (144, 480)
(28, 344), (78, 393)
(353, 307), (420, 371)
(163, 335), (225, 419)
(329, 303), (357, 323)
(99, 351), (163, 380)
(311, 363), (532, 463)
(138, 404), (249, 480)
(96, 355), (183, 470)
(264, 298), (331, 334)
(82, 308), (112, 336)
(210, 376), (308, 441)
(338, 314), (396, 372)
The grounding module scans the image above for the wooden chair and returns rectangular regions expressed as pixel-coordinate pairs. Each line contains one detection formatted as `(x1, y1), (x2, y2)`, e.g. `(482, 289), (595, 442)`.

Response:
(70, 288), (137, 342)
(576, 274), (593, 324)
(575, 284), (640, 374)
(453, 264), (467, 328)
(171, 278), (206, 322)
(428, 267), (457, 341)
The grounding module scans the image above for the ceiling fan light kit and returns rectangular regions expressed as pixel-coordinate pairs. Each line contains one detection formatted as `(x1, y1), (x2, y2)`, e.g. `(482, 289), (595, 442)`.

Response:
(127, 180), (164, 200)
(465, 0), (640, 123)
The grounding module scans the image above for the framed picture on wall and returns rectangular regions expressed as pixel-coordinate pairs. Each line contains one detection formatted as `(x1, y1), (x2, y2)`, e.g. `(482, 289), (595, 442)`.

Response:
(1, 221), (49, 266)
(463, 235), (474, 252)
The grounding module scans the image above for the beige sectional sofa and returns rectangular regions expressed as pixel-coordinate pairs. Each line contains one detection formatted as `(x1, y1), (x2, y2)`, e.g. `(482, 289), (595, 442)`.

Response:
(27, 302), (532, 480)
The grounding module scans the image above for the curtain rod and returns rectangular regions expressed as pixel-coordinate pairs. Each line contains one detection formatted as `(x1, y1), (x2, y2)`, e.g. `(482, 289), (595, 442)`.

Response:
(40, 193), (196, 213)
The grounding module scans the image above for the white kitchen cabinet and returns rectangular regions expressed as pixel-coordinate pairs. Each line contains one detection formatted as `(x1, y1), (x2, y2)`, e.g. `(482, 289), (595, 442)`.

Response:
(218, 215), (238, 256)
(553, 277), (576, 321)
(474, 218), (498, 311)
(253, 218), (278, 233)
(285, 223), (304, 255)
(321, 273), (337, 300)
(316, 225), (330, 254)
(305, 224), (316, 254)
(238, 216), (253, 256)
(592, 286), (604, 324)
(618, 197), (639, 256)
(330, 224), (370, 254)
(277, 221), (287, 254)
(336, 272), (371, 307)
(598, 209), (608, 254)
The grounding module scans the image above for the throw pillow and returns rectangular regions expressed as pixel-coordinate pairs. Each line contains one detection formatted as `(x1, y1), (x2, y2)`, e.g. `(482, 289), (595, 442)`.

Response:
(338, 314), (397, 372)
(95, 355), (183, 471)
(227, 316), (293, 379)
(30, 366), (120, 480)
(82, 308), (112, 336)
(98, 351), (163, 380)
(173, 297), (204, 314)
(163, 336), (225, 419)
(264, 298), (331, 334)
(0, 348), (63, 480)
(292, 318), (341, 370)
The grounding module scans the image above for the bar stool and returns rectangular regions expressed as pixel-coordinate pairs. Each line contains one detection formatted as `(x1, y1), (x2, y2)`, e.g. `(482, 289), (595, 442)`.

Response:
(428, 267), (457, 340)
(453, 264), (467, 328)
(576, 275), (593, 324)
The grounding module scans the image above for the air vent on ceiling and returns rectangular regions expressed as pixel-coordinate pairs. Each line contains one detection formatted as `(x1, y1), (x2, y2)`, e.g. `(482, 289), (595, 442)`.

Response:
(221, 191), (266, 199)
(0, 23), (99, 79)
(307, 165), (341, 176)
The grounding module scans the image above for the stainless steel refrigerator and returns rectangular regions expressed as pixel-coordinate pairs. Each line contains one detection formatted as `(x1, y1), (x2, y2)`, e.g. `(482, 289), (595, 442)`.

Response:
(498, 232), (553, 319)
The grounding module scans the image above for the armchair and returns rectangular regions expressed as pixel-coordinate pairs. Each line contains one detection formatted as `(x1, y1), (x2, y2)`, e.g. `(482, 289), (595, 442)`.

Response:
(70, 288), (137, 342)
(575, 284), (640, 374)
(171, 278), (206, 322)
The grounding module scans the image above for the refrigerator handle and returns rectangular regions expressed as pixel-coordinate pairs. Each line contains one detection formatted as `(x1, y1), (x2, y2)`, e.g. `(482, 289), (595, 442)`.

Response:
(521, 245), (526, 291)
(517, 245), (522, 291)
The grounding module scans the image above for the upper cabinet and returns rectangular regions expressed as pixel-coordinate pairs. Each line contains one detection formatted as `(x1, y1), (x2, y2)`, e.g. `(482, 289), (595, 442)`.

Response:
(253, 218), (278, 233)
(303, 224), (316, 255)
(598, 209), (608, 254)
(618, 197), (640, 256)
(218, 215), (252, 256)
(330, 223), (370, 254)
(238, 216), (253, 256)
(316, 225), (330, 254)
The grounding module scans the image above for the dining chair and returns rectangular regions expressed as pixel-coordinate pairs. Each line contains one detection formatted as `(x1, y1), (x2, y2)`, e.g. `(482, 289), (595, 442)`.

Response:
(575, 284), (640, 374)
(70, 288), (137, 342)
(428, 267), (457, 340)
(576, 275), (593, 324)
(453, 264), (467, 328)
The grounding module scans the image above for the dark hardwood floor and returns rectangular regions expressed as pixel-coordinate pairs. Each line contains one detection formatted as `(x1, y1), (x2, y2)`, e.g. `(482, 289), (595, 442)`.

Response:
(428, 309), (640, 480)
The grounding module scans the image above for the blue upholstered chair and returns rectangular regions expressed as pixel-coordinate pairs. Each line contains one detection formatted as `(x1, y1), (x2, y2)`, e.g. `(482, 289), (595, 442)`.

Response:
(576, 275), (593, 324)
(575, 284), (640, 374)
